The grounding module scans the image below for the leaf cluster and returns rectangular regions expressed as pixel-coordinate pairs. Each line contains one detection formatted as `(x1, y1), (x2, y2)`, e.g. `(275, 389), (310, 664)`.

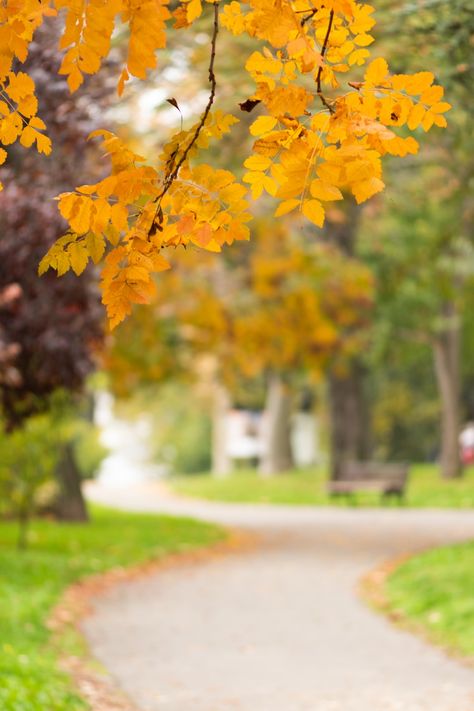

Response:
(0, 0), (450, 327)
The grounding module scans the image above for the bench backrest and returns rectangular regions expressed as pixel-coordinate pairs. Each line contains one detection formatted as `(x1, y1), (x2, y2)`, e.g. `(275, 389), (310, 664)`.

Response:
(340, 461), (409, 485)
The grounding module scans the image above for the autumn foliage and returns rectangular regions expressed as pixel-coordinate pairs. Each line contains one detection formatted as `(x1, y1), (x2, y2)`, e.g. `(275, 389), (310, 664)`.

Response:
(0, 1), (450, 327)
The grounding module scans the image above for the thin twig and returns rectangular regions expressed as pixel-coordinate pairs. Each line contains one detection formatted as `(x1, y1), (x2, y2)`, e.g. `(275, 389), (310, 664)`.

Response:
(149, 1), (220, 235)
(300, 7), (318, 26)
(315, 9), (335, 113)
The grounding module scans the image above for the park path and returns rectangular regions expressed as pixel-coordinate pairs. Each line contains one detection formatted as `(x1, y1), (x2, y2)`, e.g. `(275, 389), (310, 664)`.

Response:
(84, 482), (474, 711)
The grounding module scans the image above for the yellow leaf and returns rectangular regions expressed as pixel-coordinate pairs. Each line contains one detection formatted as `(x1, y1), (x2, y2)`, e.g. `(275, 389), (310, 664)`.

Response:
(244, 155), (272, 171)
(29, 116), (46, 130)
(302, 199), (325, 227)
(354, 33), (374, 47)
(274, 199), (299, 217)
(91, 198), (112, 233)
(55, 251), (72, 277)
(106, 224), (121, 246)
(58, 193), (79, 221)
(186, 0), (202, 22)
(203, 238), (222, 253)
(422, 110), (434, 131)
(310, 180), (343, 201)
(264, 177), (277, 196)
(67, 65), (84, 93)
(0, 113), (23, 144)
(364, 57), (388, 85)
(111, 203), (129, 232)
(221, 1), (246, 35)
(17, 94), (38, 117)
(76, 184), (97, 195)
(68, 242), (89, 275)
(117, 68), (129, 97)
(6, 72), (35, 101)
(38, 254), (51, 276)
(86, 232), (106, 263)
(351, 176), (384, 204)
(317, 162), (341, 184)
(124, 265), (151, 282)
(151, 253), (172, 271)
(403, 71), (434, 94)
(18, 126), (36, 148)
(407, 104), (425, 130)
(432, 114), (447, 128)
(348, 49), (370, 66)
(243, 171), (276, 197)
(35, 132), (52, 155)
(124, 0), (170, 80)
(250, 115), (278, 136)
(431, 102), (451, 114)
(69, 197), (94, 234)
(420, 85), (443, 105)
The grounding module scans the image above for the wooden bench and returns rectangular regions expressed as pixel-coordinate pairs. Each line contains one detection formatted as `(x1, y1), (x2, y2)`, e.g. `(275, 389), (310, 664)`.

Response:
(328, 462), (409, 503)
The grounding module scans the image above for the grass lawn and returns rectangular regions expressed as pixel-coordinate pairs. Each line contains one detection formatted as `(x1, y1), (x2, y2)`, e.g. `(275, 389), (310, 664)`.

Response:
(0, 506), (224, 711)
(171, 464), (474, 508)
(385, 540), (474, 659)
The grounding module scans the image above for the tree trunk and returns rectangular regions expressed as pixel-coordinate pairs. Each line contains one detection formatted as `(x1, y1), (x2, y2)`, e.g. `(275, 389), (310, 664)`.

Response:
(433, 302), (462, 479)
(326, 201), (359, 255)
(259, 373), (294, 477)
(55, 442), (89, 521)
(328, 360), (371, 480)
(211, 383), (232, 477)
(326, 205), (371, 480)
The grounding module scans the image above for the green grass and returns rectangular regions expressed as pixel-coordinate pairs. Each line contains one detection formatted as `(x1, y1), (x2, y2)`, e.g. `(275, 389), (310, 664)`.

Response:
(0, 506), (225, 711)
(171, 464), (474, 508)
(386, 540), (474, 659)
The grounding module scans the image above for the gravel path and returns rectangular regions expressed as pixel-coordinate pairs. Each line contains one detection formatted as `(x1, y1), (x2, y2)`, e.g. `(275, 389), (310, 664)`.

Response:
(84, 483), (474, 711)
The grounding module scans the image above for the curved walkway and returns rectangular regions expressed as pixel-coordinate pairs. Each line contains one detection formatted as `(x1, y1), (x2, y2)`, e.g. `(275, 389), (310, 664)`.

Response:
(84, 483), (474, 711)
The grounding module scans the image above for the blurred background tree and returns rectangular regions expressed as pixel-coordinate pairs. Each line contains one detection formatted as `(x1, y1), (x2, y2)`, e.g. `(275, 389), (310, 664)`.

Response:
(105, 0), (473, 481)
(0, 23), (110, 525)
(106, 217), (374, 477)
(358, 0), (474, 478)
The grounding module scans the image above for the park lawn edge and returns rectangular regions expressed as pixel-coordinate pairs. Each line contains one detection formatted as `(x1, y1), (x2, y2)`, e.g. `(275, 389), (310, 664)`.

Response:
(359, 544), (474, 669)
(0, 505), (244, 711)
(50, 517), (253, 711)
(170, 464), (474, 509)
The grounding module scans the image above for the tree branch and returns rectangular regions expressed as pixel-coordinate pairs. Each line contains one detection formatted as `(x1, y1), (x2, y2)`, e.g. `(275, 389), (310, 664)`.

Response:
(150, 2), (220, 234)
(315, 9), (335, 113)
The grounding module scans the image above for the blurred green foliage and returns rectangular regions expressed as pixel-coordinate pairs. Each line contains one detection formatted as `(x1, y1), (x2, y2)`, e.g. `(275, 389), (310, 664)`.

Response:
(151, 385), (212, 474)
(0, 416), (59, 546)
(0, 506), (225, 711)
(0, 399), (107, 545)
(69, 419), (108, 481)
(118, 383), (212, 474)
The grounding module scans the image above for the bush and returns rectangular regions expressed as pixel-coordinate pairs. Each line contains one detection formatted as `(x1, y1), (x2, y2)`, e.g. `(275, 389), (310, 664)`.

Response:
(0, 415), (58, 546)
(70, 420), (108, 480)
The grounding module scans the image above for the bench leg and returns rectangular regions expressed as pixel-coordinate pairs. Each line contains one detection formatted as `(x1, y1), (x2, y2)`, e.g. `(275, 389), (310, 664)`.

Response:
(381, 490), (406, 507)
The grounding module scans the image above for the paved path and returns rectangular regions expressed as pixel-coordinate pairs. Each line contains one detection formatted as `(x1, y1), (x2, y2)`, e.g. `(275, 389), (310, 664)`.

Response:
(84, 483), (474, 711)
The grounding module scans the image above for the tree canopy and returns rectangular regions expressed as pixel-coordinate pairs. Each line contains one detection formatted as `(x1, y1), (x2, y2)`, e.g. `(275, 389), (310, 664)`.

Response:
(1, 1), (450, 327)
